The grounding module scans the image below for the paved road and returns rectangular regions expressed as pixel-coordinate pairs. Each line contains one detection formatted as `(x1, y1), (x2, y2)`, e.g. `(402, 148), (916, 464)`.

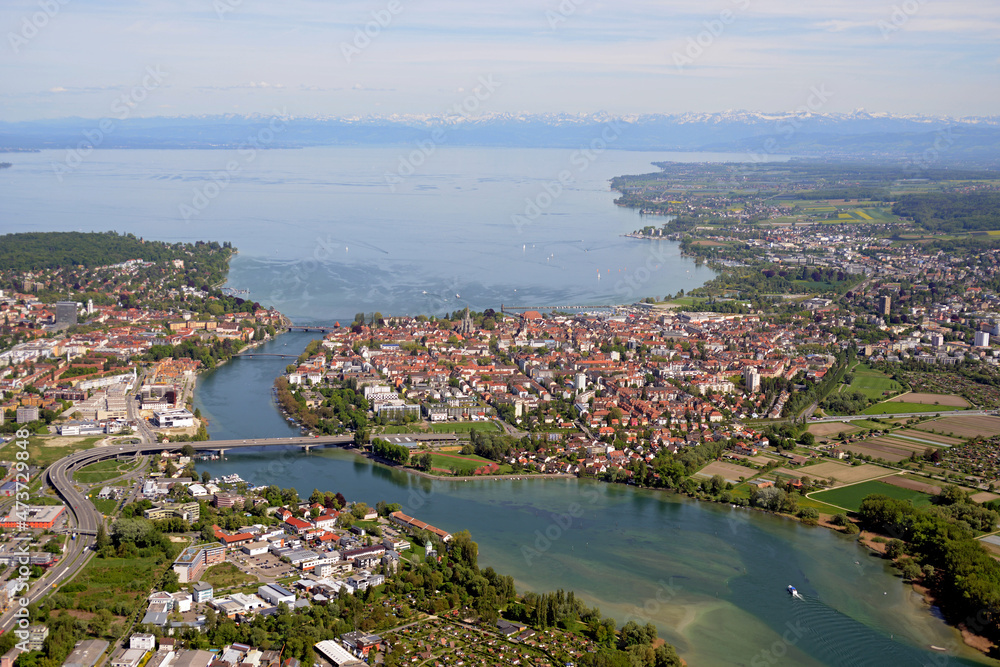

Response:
(810, 409), (995, 423)
(0, 434), (353, 634)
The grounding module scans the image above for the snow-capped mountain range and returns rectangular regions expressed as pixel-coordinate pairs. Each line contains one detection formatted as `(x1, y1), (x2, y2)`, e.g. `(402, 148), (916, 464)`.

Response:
(2, 110), (999, 162)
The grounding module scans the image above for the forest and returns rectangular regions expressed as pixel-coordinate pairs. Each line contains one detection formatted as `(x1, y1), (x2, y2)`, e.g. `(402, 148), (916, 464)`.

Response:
(0, 231), (234, 272)
(893, 192), (1000, 232)
(857, 491), (1000, 644)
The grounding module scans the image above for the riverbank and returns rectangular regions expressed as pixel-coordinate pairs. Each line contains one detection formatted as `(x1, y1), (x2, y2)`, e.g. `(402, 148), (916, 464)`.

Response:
(358, 448), (576, 482)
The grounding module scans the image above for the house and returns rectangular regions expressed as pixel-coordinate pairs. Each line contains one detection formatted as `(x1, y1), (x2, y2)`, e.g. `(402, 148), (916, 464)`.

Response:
(284, 516), (312, 534)
(130, 634), (156, 651)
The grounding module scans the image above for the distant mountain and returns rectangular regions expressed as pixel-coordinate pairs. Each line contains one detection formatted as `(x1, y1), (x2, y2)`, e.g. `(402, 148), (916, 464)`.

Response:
(2, 111), (999, 164)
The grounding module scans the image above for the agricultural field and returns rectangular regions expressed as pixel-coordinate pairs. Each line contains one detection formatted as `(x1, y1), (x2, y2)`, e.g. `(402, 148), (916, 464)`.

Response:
(797, 461), (889, 485)
(808, 422), (858, 440)
(843, 364), (902, 400)
(811, 479), (934, 512)
(848, 419), (896, 431)
(881, 476), (942, 495)
(842, 436), (930, 462)
(912, 415), (1000, 439)
(887, 392), (970, 407)
(695, 460), (754, 484)
(891, 429), (964, 447)
(893, 369), (1000, 409)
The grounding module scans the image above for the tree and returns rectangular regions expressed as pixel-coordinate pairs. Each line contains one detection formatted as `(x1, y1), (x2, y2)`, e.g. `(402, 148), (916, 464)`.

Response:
(95, 522), (111, 551)
(707, 474), (726, 496)
(885, 539), (905, 560)
(900, 560), (921, 581)
(202, 470), (211, 483)
(797, 507), (819, 526)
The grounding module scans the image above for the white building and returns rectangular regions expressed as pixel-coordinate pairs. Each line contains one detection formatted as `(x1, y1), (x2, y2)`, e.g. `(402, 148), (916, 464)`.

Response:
(257, 584), (295, 605)
(975, 331), (991, 347)
(152, 409), (195, 428)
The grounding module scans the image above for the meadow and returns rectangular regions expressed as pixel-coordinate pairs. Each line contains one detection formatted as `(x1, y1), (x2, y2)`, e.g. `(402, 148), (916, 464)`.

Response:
(811, 479), (934, 512)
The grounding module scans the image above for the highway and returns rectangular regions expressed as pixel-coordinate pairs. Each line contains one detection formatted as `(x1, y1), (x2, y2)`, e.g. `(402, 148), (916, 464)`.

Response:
(0, 434), (353, 634)
(809, 409), (996, 423)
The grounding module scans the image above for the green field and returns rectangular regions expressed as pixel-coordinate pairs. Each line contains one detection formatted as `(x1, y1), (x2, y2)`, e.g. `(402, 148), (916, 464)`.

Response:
(793, 495), (844, 514)
(430, 421), (499, 434)
(378, 424), (423, 434)
(88, 490), (120, 516)
(74, 457), (142, 484)
(811, 479), (934, 512)
(59, 551), (175, 613)
(844, 364), (902, 400)
(421, 452), (503, 474)
(201, 562), (256, 590)
(0, 435), (103, 468)
(862, 402), (962, 415)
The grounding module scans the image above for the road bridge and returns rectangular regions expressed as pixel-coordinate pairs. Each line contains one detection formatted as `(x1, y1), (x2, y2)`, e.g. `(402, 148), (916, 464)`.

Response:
(234, 353), (300, 359)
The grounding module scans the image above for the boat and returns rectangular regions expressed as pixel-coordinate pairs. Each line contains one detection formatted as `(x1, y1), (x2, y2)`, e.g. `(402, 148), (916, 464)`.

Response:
(930, 646), (947, 652)
(787, 585), (797, 596)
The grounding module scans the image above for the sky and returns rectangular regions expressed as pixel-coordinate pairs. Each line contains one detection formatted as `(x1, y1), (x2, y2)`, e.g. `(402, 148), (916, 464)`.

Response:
(1, 0), (998, 121)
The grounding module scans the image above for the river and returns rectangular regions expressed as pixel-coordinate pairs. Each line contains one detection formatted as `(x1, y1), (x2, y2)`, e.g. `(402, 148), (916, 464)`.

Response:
(195, 333), (994, 667)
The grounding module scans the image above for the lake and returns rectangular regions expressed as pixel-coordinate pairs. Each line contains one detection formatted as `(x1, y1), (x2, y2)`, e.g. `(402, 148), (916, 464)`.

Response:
(6, 144), (991, 664)
(0, 146), (732, 320)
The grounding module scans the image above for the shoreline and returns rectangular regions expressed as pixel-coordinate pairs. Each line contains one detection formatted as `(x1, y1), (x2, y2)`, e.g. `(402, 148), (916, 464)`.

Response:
(201, 233), (996, 661)
(356, 447), (999, 658)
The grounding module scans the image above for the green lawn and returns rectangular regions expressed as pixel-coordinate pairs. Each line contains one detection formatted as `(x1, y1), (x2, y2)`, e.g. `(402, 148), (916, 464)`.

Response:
(74, 457), (142, 484)
(430, 421), (499, 434)
(0, 435), (103, 468)
(862, 402), (962, 415)
(811, 479), (934, 512)
(88, 490), (120, 516)
(845, 364), (902, 400)
(378, 424), (423, 434)
(201, 562), (256, 590)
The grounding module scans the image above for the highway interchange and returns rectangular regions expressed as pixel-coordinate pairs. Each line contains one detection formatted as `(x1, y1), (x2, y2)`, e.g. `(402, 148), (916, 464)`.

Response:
(0, 434), (351, 634)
